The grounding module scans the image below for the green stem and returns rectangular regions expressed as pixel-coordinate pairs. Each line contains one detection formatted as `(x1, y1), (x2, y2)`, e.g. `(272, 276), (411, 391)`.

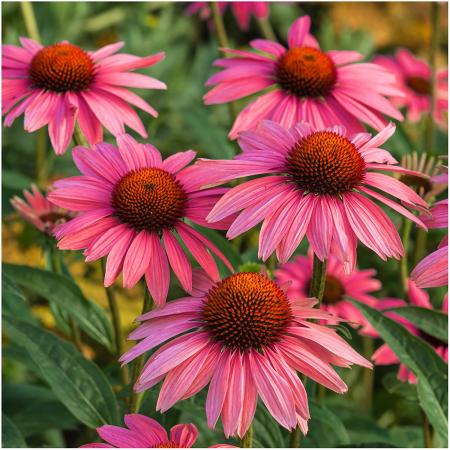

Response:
(400, 218), (413, 295)
(20, 2), (48, 186)
(309, 255), (328, 303)
(210, 1), (238, 122)
(20, 2), (41, 42)
(413, 228), (429, 266)
(424, 1), (439, 154)
(100, 258), (129, 387)
(36, 130), (47, 187)
(362, 336), (374, 413)
(257, 16), (276, 41)
(422, 411), (433, 447)
(240, 423), (253, 448)
(73, 125), (88, 147)
(130, 286), (153, 412)
(290, 427), (301, 448)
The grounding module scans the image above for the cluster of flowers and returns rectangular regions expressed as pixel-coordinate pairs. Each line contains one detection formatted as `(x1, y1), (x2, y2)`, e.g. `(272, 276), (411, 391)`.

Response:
(4, 5), (447, 447)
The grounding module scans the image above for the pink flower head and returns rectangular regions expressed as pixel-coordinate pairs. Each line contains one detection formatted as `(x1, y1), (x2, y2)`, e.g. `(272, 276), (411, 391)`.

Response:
(186, 2), (269, 31)
(275, 252), (381, 335)
(80, 413), (236, 448)
(372, 280), (448, 384)
(10, 184), (73, 235)
(204, 15), (404, 139)
(412, 194), (448, 288)
(196, 120), (428, 272)
(3, 38), (166, 154)
(48, 135), (233, 306)
(120, 269), (372, 438)
(374, 49), (448, 127)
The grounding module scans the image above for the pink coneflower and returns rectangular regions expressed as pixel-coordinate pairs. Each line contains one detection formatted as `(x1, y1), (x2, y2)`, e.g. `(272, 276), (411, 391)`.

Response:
(80, 413), (235, 448)
(3, 38), (166, 154)
(373, 280), (448, 384)
(411, 196), (448, 288)
(374, 49), (448, 127)
(275, 252), (381, 335)
(186, 2), (269, 31)
(204, 15), (404, 139)
(196, 120), (427, 271)
(10, 184), (73, 235)
(120, 270), (371, 438)
(48, 135), (232, 306)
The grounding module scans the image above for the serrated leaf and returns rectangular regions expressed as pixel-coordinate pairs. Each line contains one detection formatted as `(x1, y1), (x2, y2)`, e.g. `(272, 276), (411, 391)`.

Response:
(2, 414), (27, 448)
(352, 301), (448, 442)
(387, 306), (447, 343)
(3, 263), (113, 350)
(3, 317), (120, 428)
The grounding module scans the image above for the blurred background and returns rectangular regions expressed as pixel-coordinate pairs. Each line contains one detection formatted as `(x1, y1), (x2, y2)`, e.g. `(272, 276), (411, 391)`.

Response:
(2, 1), (448, 448)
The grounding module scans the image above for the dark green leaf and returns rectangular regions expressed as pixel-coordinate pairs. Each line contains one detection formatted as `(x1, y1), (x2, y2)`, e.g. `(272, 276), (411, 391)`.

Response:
(2, 274), (37, 325)
(382, 372), (418, 401)
(3, 263), (113, 350)
(352, 301), (448, 442)
(303, 402), (349, 447)
(3, 317), (120, 428)
(3, 383), (78, 437)
(2, 414), (27, 448)
(387, 306), (448, 343)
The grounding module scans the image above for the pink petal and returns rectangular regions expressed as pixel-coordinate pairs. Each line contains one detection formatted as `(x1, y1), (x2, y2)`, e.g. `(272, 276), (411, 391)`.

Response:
(163, 230), (192, 293)
(287, 16), (311, 49)
(122, 231), (153, 288)
(145, 234), (170, 307)
(124, 414), (168, 446)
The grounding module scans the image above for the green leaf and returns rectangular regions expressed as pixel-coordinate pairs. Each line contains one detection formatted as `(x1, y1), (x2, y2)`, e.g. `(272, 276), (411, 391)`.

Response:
(387, 306), (448, 343)
(2, 414), (27, 448)
(3, 317), (120, 428)
(252, 402), (286, 448)
(382, 372), (418, 401)
(2, 274), (37, 325)
(303, 403), (349, 447)
(352, 301), (448, 442)
(3, 383), (78, 437)
(3, 263), (113, 350)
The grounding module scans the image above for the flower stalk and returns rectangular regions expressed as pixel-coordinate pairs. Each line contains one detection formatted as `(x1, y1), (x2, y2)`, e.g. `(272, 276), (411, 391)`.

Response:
(101, 258), (129, 387)
(210, 1), (238, 121)
(20, 2), (48, 186)
(309, 255), (328, 303)
(240, 424), (253, 448)
(424, 1), (439, 154)
(400, 218), (413, 295)
(257, 16), (276, 41)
